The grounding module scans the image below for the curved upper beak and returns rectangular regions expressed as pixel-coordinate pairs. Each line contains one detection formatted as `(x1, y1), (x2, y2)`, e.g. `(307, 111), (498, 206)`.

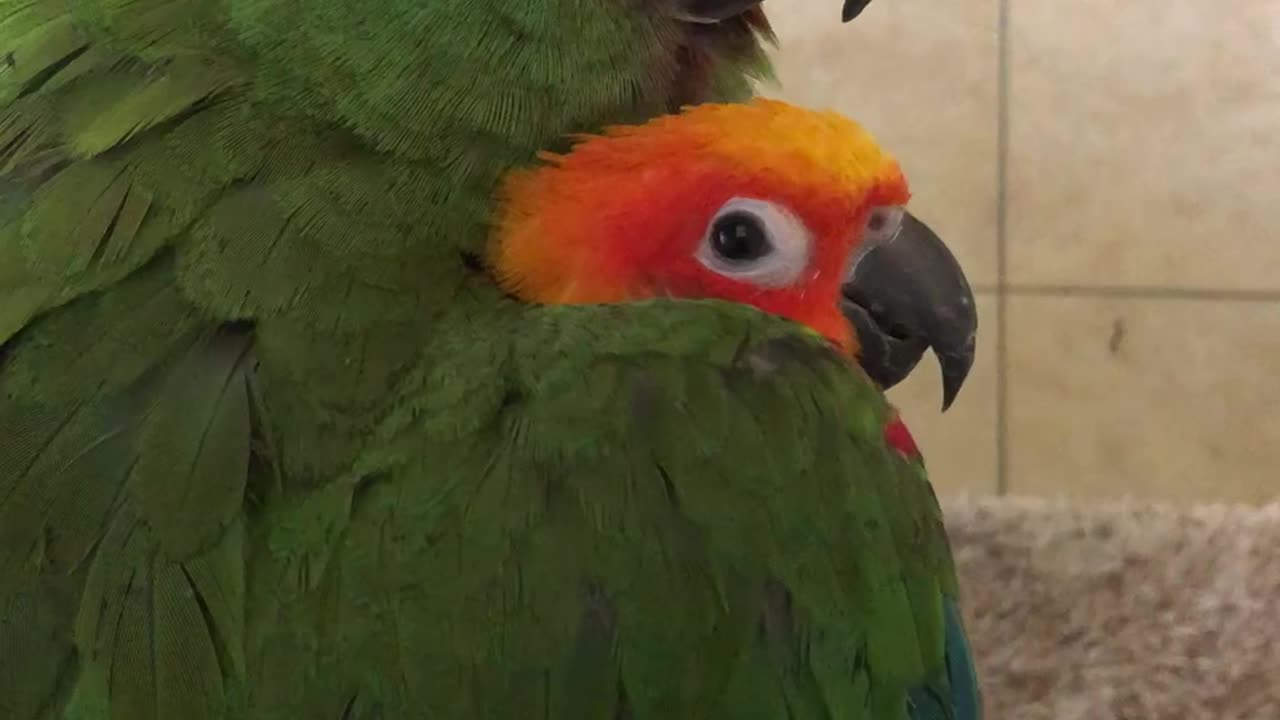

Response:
(841, 211), (977, 411)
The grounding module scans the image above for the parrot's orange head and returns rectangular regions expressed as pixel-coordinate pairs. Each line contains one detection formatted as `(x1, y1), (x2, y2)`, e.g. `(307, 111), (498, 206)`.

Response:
(488, 98), (910, 357)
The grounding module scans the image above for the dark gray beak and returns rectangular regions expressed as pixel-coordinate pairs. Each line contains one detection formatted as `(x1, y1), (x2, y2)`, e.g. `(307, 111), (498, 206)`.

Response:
(841, 211), (977, 411)
(842, 0), (875, 22)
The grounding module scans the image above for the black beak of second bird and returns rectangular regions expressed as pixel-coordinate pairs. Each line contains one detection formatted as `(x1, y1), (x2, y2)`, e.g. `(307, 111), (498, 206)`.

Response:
(841, 211), (977, 412)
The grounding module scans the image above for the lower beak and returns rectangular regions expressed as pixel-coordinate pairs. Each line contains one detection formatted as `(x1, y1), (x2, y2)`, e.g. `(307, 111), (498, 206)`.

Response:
(841, 211), (978, 411)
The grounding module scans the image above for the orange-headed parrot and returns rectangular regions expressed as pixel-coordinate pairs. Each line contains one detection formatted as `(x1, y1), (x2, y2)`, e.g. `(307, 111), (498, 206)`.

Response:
(489, 98), (981, 719)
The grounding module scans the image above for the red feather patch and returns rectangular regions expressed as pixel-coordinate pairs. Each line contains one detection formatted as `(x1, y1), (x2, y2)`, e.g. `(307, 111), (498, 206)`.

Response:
(883, 413), (922, 461)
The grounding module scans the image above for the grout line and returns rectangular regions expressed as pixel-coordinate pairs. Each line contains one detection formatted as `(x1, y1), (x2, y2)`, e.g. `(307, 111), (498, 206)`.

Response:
(974, 283), (1280, 303)
(994, 0), (1012, 497)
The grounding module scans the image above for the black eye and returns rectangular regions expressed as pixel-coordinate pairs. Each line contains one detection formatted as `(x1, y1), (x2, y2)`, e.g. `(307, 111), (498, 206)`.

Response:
(710, 211), (772, 262)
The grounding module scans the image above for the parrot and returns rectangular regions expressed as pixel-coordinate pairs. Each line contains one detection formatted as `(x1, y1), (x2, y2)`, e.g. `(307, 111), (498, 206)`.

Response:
(488, 97), (980, 719)
(0, 0), (997, 718)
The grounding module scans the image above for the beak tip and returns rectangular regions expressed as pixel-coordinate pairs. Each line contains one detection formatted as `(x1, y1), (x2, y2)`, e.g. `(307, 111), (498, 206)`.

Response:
(936, 335), (977, 413)
(841, 0), (873, 22)
(940, 380), (961, 413)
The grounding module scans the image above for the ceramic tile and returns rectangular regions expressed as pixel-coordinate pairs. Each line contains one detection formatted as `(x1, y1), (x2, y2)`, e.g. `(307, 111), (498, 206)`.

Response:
(766, 0), (1000, 287)
(1005, 295), (1280, 503)
(1007, 0), (1280, 291)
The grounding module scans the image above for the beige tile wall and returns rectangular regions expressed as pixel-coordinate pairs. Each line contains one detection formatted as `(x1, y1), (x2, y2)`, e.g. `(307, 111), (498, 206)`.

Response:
(763, 0), (1280, 503)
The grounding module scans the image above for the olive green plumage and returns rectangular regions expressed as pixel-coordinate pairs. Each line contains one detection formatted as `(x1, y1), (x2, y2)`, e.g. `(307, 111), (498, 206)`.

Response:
(1, 2), (962, 718)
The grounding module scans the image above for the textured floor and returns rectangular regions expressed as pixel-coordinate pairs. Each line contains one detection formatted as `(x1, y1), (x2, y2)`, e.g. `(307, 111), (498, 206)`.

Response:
(945, 496), (1280, 719)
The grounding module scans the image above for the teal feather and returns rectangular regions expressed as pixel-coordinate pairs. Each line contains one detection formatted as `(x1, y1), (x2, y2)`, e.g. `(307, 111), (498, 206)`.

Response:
(907, 599), (984, 720)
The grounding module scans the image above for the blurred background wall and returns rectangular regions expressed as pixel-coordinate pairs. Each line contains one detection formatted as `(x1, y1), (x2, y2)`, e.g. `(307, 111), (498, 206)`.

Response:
(763, 1), (1280, 503)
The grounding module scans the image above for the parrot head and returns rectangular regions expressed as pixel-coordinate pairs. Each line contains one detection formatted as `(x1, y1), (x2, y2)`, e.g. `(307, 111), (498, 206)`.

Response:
(489, 98), (977, 410)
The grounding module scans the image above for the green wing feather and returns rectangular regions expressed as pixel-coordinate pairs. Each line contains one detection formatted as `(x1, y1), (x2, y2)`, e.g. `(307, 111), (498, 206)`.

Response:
(279, 298), (960, 719)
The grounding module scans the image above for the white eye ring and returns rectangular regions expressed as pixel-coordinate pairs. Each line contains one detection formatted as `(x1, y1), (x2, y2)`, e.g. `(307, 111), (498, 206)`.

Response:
(695, 197), (813, 288)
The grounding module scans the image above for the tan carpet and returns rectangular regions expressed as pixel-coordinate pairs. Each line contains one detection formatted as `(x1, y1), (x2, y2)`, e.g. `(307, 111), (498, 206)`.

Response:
(944, 496), (1280, 720)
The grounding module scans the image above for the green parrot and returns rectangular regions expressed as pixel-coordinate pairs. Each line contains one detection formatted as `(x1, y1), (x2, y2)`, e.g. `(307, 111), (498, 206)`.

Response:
(0, 0), (986, 718)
